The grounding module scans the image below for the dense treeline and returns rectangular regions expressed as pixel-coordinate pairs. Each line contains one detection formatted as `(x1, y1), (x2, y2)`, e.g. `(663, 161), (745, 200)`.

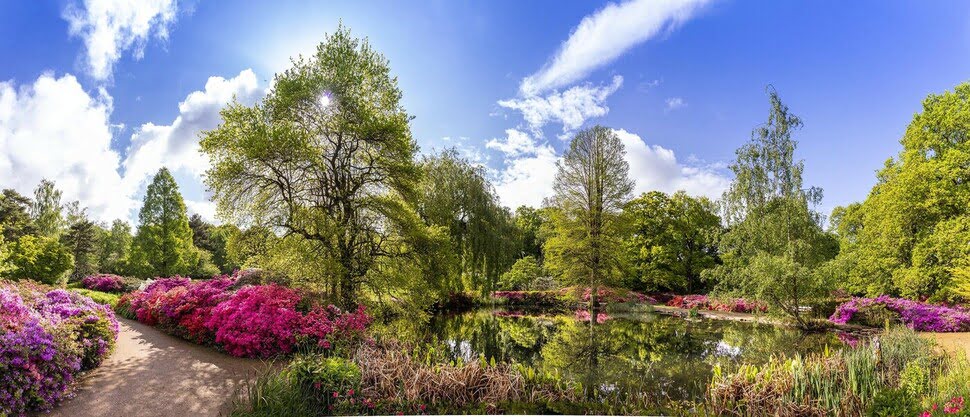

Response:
(3, 26), (970, 320)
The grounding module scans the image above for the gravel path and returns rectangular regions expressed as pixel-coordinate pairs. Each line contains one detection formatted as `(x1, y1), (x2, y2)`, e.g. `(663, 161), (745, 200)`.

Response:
(44, 318), (271, 417)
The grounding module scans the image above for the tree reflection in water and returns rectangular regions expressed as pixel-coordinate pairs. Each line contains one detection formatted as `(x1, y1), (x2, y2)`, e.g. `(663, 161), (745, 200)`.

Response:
(397, 308), (841, 403)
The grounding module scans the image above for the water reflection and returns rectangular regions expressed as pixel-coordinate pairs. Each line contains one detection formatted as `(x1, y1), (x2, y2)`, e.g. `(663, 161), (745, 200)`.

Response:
(389, 308), (842, 402)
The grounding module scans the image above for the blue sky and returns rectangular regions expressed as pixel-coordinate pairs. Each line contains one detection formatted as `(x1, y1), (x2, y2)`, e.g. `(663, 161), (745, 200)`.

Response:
(2, 0), (970, 224)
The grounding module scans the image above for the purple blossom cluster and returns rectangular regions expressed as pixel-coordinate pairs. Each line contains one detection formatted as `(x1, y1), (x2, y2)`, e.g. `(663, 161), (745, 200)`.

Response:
(829, 295), (970, 332)
(80, 274), (126, 293)
(118, 276), (372, 358)
(1, 280), (119, 416)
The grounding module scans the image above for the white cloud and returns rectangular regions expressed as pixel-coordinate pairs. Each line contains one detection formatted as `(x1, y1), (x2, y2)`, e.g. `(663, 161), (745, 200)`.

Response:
(0, 73), (132, 222)
(498, 75), (622, 136)
(485, 129), (537, 157)
(613, 128), (728, 199)
(122, 69), (263, 197)
(62, 0), (179, 81)
(493, 146), (560, 210)
(665, 96), (687, 111)
(0, 69), (263, 224)
(520, 0), (709, 95)
(185, 200), (218, 223)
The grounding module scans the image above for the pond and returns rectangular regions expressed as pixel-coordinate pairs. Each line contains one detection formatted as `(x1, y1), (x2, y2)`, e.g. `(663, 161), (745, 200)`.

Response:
(391, 308), (846, 404)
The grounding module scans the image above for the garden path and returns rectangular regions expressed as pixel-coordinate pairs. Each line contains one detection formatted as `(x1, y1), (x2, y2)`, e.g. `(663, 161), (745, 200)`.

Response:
(43, 318), (270, 417)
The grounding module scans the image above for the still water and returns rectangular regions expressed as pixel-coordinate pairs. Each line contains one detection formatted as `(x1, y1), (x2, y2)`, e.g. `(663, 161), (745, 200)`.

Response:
(397, 308), (844, 403)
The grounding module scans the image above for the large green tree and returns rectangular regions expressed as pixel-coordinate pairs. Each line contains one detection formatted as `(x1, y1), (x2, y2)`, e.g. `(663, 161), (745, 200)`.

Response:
(831, 82), (970, 300)
(6, 235), (74, 285)
(31, 179), (64, 238)
(201, 25), (450, 307)
(625, 191), (722, 293)
(62, 215), (100, 280)
(706, 88), (837, 327)
(513, 206), (547, 262)
(416, 149), (515, 293)
(544, 126), (634, 309)
(97, 219), (132, 275)
(0, 189), (35, 242)
(129, 168), (198, 277)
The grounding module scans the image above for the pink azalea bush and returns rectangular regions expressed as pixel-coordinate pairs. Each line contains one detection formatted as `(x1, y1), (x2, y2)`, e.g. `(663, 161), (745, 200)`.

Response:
(666, 294), (768, 314)
(80, 274), (126, 293)
(574, 309), (610, 323)
(829, 296), (970, 332)
(1, 280), (119, 416)
(117, 276), (372, 358)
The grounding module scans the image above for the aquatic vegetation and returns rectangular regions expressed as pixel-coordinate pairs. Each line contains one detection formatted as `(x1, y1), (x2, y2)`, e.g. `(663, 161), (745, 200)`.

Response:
(0, 280), (119, 416)
(830, 296), (970, 332)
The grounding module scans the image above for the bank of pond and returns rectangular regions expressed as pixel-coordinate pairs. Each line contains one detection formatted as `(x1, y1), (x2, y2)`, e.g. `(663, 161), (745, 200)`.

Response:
(3, 275), (970, 416)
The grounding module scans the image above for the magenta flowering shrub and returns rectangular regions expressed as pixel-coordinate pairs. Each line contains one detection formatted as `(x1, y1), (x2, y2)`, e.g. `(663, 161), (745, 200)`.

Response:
(578, 287), (659, 304)
(574, 309), (610, 323)
(829, 296), (970, 332)
(1, 280), (119, 416)
(205, 284), (304, 358)
(298, 305), (372, 351)
(80, 274), (126, 293)
(665, 294), (768, 314)
(120, 276), (373, 358)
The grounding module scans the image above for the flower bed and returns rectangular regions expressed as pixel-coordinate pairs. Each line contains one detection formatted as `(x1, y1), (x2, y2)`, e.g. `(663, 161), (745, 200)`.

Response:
(492, 291), (566, 309)
(665, 294), (768, 314)
(578, 287), (657, 304)
(80, 274), (126, 293)
(829, 296), (970, 332)
(116, 276), (372, 358)
(1, 280), (119, 416)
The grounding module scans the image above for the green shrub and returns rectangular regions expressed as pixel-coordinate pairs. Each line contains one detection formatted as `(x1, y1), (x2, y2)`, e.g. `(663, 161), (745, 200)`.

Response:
(900, 359), (930, 400)
(867, 388), (919, 417)
(71, 288), (120, 307)
(287, 355), (361, 403)
(5, 235), (74, 285)
(853, 304), (900, 327)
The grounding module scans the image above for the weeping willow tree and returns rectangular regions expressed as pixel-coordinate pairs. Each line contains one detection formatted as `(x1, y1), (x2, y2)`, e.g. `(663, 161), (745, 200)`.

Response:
(201, 25), (453, 309)
(416, 149), (516, 293)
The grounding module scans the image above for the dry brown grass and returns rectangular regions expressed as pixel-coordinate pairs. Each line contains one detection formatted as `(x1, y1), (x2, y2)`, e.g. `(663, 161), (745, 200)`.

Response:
(353, 341), (580, 409)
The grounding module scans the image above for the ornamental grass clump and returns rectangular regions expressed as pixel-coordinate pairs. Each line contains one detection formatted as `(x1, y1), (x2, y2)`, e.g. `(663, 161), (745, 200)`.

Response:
(830, 296), (970, 332)
(706, 326), (965, 417)
(0, 280), (119, 416)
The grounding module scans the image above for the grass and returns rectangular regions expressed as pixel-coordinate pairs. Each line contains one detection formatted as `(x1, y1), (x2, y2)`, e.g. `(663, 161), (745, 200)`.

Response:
(706, 326), (964, 416)
(70, 288), (120, 307)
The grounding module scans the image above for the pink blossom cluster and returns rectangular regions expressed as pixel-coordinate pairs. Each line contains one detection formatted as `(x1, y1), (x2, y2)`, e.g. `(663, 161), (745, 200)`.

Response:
(665, 295), (768, 314)
(829, 295), (970, 332)
(80, 274), (126, 293)
(117, 276), (372, 358)
(578, 287), (658, 304)
(574, 309), (610, 323)
(1, 280), (119, 416)
(921, 396), (965, 416)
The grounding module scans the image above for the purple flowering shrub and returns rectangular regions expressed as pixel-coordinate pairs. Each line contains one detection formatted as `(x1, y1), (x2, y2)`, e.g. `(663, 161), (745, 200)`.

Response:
(119, 276), (373, 358)
(80, 274), (126, 293)
(830, 296), (970, 332)
(1, 280), (119, 416)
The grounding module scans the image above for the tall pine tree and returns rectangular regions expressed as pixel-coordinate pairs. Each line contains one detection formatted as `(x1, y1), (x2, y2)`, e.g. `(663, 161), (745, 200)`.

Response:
(130, 168), (196, 277)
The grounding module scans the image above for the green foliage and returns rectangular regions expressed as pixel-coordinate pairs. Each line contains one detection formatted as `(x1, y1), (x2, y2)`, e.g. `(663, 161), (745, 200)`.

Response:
(289, 355), (362, 397)
(513, 206), (547, 262)
(189, 214), (236, 273)
(624, 191), (722, 293)
(97, 219), (132, 275)
(129, 168), (203, 277)
(499, 256), (544, 291)
(31, 179), (65, 238)
(867, 388), (920, 417)
(201, 24), (445, 308)
(0, 189), (35, 241)
(545, 126), (634, 302)
(706, 87), (836, 327)
(417, 149), (515, 293)
(6, 234), (74, 285)
(70, 288), (121, 307)
(832, 82), (970, 300)
(62, 217), (100, 280)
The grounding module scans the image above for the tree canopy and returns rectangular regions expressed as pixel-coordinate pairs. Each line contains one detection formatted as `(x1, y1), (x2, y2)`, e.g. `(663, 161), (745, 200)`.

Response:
(129, 167), (200, 277)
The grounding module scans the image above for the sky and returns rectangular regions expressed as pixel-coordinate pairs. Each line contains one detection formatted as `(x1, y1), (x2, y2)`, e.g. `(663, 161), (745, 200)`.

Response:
(2, 0), (970, 225)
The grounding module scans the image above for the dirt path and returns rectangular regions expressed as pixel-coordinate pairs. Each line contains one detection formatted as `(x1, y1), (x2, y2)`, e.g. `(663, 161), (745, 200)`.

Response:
(921, 332), (970, 359)
(44, 318), (271, 417)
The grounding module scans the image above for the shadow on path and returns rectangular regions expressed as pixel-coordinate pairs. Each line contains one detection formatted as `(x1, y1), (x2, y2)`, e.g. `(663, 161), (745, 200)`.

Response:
(44, 318), (272, 417)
